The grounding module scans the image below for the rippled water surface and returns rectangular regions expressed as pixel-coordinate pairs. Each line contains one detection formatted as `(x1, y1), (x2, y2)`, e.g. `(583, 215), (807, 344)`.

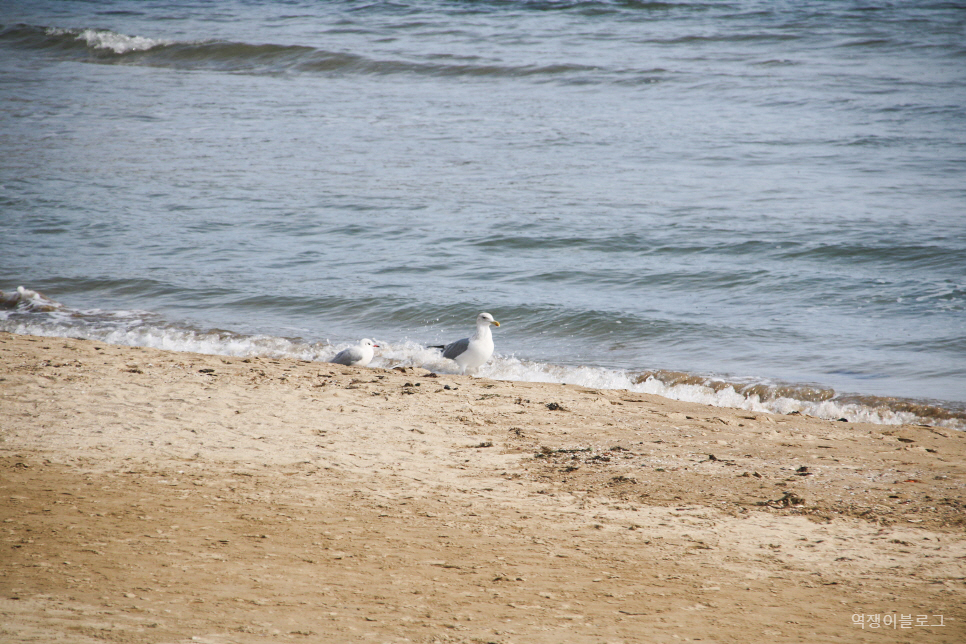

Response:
(2, 1), (965, 427)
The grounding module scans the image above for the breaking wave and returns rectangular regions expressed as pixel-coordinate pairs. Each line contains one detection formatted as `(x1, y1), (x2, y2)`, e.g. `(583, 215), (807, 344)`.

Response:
(3, 287), (963, 431)
(0, 24), (600, 79)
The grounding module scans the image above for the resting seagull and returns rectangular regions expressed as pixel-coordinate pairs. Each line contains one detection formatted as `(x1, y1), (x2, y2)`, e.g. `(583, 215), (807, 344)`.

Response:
(329, 338), (378, 367)
(435, 312), (501, 375)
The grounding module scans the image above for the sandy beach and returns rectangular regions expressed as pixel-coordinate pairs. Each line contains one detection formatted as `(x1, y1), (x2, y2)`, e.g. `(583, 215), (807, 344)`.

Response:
(1, 330), (963, 643)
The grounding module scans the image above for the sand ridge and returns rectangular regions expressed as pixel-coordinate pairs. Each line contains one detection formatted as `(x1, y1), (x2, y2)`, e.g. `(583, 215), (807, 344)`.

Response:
(1, 331), (964, 642)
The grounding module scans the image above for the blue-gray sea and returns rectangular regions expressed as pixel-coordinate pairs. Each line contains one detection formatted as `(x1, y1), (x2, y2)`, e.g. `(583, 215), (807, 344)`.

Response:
(2, 1), (965, 428)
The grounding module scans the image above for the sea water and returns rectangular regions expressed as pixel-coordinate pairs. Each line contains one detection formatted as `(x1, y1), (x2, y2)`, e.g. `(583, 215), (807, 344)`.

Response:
(2, 1), (964, 429)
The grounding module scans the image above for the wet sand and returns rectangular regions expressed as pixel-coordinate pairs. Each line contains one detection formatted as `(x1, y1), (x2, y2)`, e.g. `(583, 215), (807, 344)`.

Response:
(1, 331), (964, 643)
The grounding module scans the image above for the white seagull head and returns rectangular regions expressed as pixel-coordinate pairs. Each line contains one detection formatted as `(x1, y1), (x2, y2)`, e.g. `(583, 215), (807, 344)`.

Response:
(477, 312), (500, 327)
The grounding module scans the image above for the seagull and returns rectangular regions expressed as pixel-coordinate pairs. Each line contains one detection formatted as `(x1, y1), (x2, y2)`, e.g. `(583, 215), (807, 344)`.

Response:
(434, 312), (501, 375)
(329, 338), (379, 367)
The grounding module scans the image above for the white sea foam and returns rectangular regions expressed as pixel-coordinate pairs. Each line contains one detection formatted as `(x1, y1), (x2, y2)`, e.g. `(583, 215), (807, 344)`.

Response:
(474, 355), (938, 428)
(46, 27), (169, 54)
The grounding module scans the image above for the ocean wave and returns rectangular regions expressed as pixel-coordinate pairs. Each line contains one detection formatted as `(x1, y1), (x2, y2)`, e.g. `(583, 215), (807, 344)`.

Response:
(0, 23), (598, 79)
(44, 26), (170, 54)
(445, 1), (728, 15)
(2, 286), (963, 431)
(0, 286), (64, 313)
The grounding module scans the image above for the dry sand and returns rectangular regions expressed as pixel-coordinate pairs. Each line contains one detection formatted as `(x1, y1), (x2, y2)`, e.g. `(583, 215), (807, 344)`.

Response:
(1, 330), (964, 643)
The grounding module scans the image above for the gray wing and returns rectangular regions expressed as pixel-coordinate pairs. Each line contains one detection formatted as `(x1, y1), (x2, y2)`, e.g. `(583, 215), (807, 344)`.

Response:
(442, 337), (470, 360)
(330, 347), (361, 365)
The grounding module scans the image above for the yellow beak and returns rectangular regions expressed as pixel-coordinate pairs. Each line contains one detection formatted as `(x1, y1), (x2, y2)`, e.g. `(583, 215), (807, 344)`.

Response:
(492, 320), (501, 327)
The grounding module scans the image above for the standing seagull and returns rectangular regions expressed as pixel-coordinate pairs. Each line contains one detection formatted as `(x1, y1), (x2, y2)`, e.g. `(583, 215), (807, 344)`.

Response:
(436, 312), (501, 375)
(329, 339), (379, 367)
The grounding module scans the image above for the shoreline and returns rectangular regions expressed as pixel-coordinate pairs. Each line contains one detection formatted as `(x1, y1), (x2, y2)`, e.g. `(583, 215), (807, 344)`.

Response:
(4, 287), (964, 431)
(2, 331), (964, 642)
